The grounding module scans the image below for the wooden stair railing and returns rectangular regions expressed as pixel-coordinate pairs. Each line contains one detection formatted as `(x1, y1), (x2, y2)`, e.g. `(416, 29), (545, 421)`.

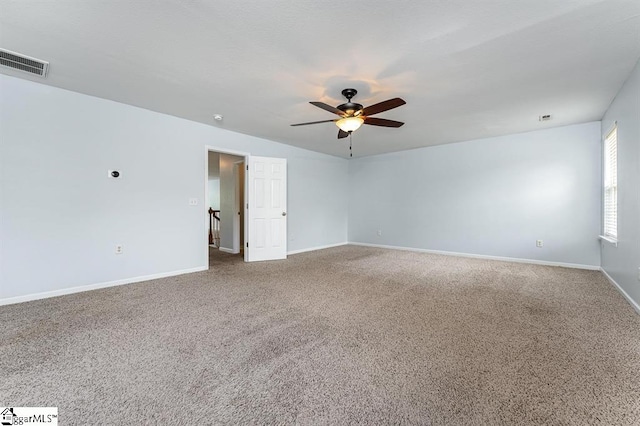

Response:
(208, 208), (220, 246)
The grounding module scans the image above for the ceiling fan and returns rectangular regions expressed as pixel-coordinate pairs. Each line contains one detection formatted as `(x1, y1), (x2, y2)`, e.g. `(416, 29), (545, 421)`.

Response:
(291, 88), (406, 140)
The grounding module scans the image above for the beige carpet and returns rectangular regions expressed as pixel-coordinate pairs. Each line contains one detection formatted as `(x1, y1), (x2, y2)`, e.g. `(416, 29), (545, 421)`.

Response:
(1, 245), (639, 425)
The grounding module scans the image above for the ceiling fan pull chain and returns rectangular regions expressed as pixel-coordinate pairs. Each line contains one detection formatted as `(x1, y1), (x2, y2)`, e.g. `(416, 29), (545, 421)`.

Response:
(349, 132), (353, 157)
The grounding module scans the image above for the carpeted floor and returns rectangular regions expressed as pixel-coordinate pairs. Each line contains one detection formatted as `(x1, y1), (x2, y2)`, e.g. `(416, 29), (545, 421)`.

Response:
(2, 245), (639, 425)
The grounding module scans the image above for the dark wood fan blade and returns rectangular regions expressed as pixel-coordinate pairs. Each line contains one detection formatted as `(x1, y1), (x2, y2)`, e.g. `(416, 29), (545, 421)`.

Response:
(290, 119), (337, 127)
(364, 117), (405, 128)
(310, 101), (345, 116)
(338, 129), (349, 139)
(361, 98), (406, 116)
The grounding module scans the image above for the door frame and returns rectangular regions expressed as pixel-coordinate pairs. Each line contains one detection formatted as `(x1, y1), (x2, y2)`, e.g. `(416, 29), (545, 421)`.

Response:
(233, 159), (245, 254)
(205, 146), (250, 265)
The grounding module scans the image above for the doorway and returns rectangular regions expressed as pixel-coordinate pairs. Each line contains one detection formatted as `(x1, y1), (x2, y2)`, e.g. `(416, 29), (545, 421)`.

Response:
(205, 147), (288, 267)
(206, 147), (248, 267)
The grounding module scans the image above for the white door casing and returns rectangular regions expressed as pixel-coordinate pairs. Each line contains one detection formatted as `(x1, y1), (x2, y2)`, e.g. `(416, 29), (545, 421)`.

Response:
(246, 156), (287, 261)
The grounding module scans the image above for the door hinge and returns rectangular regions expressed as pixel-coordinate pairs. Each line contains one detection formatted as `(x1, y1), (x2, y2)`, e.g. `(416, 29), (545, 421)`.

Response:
(246, 242), (248, 248)
(246, 165), (248, 171)
(246, 203), (248, 209)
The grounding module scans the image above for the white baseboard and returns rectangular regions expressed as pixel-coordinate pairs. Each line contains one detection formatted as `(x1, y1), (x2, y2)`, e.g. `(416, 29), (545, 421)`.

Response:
(601, 268), (640, 314)
(288, 242), (348, 255)
(0, 266), (208, 307)
(348, 242), (601, 270)
(218, 247), (238, 254)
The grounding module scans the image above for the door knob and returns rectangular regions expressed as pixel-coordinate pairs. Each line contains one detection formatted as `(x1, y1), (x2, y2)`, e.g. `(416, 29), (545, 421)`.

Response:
(282, 212), (287, 216)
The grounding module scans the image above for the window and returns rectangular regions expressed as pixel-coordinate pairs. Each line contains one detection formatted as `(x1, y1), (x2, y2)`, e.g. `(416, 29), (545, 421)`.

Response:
(603, 125), (617, 239)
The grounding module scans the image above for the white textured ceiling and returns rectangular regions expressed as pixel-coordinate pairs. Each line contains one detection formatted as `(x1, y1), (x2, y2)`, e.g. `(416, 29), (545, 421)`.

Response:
(1, 0), (639, 158)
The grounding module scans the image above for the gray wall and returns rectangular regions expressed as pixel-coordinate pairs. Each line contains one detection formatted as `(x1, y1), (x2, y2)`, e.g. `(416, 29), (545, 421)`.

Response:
(0, 75), (349, 300)
(218, 153), (243, 251)
(348, 122), (602, 267)
(207, 151), (220, 209)
(601, 58), (640, 306)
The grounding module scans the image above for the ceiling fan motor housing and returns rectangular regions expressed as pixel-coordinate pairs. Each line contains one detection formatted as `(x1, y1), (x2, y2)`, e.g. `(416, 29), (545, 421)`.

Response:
(339, 89), (362, 116)
(338, 102), (363, 116)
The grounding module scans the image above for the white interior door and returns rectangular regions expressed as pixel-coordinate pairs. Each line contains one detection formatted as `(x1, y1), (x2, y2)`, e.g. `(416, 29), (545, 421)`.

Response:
(246, 156), (287, 261)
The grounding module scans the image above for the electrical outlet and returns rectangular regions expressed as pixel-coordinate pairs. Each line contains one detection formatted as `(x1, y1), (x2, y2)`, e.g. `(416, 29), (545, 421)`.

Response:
(115, 244), (123, 254)
(536, 240), (543, 248)
(377, 230), (382, 237)
(188, 198), (198, 206)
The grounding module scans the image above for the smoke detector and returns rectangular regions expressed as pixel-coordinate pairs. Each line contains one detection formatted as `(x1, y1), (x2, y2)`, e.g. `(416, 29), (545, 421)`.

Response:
(539, 114), (552, 122)
(213, 114), (223, 121)
(0, 49), (49, 77)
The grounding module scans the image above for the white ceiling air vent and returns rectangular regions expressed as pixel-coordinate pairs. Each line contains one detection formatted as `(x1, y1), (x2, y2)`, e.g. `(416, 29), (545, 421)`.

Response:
(0, 49), (49, 77)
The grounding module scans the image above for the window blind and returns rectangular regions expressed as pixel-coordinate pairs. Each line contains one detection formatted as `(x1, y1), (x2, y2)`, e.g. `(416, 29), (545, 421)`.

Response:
(603, 125), (617, 239)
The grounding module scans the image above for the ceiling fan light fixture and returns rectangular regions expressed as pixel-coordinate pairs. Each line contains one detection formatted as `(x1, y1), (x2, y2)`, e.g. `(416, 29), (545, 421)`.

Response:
(336, 116), (364, 133)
